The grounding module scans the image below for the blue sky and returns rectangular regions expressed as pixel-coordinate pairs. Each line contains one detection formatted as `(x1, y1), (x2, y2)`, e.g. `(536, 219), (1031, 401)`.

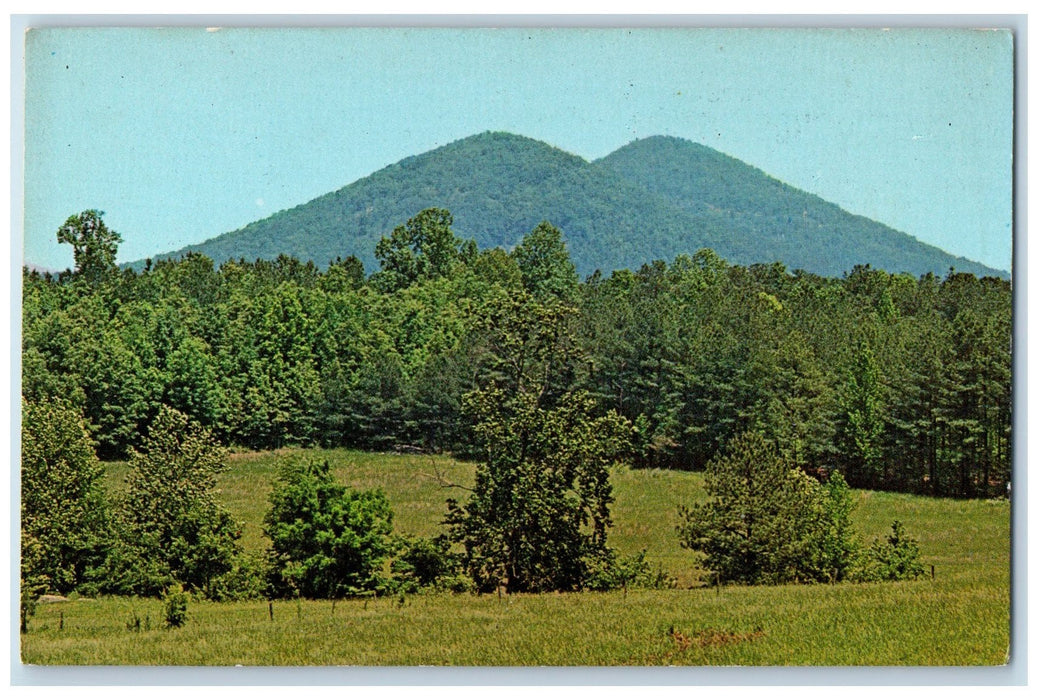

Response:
(21, 26), (1015, 272)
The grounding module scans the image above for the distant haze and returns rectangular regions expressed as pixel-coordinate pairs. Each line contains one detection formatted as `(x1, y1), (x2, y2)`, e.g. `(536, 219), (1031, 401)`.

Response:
(22, 26), (1014, 273)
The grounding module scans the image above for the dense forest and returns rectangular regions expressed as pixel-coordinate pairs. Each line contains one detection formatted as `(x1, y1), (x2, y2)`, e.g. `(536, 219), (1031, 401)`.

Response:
(143, 132), (1006, 280)
(25, 208), (1011, 499)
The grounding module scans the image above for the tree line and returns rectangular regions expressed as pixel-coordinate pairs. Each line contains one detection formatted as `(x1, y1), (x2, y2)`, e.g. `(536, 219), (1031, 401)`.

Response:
(23, 206), (977, 609)
(23, 208), (1012, 498)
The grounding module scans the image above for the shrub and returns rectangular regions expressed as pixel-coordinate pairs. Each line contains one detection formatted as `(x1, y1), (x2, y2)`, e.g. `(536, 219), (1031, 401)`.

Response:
(391, 535), (472, 593)
(264, 459), (395, 598)
(163, 583), (189, 628)
(20, 557), (48, 634)
(206, 554), (269, 602)
(854, 520), (926, 582)
(584, 549), (676, 592)
(677, 431), (859, 585)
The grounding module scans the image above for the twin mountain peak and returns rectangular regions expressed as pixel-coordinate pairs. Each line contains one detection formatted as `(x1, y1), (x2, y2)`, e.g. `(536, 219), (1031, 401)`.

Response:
(144, 131), (1006, 280)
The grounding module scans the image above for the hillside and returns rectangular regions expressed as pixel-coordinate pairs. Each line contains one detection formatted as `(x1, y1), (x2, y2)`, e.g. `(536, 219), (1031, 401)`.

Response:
(596, 136), (1003, 278)
(139, 132), (1006, 279)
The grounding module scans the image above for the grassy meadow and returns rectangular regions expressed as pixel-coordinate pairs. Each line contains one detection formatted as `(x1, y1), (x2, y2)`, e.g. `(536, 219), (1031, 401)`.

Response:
(21, 448), (1011, 666)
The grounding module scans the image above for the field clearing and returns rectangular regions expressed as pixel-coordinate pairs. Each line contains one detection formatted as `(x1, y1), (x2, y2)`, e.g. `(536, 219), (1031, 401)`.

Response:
(24, 448), (1011, 666)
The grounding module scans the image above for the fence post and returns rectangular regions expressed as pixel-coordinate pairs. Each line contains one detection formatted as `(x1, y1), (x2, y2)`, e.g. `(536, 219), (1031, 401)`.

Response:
(269, 601), (274, 621)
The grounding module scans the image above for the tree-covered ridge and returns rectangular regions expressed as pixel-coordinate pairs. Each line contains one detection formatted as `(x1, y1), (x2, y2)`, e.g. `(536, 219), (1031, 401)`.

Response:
(135, 132), (1006, 279)
(28, 209), (1011, 500)
(596, 136), (1002, 278)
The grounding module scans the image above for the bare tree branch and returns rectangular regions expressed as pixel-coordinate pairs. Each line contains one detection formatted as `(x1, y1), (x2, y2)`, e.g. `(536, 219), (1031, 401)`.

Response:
(419, 463), (475, 492)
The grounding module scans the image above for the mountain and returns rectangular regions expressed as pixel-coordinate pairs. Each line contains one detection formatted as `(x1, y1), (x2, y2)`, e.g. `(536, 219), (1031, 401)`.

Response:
(138, 132), (1006, 279)
(595, 136), (1005, 279)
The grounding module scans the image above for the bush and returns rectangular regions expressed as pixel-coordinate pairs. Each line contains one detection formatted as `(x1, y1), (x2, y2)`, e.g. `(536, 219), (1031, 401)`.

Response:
(20, 561), (48, 634)
(584, 549), (676, 592)
(391, 535), (472, 594)
(264, 459), (395, 598)
(677, 431), (859, 585)
(163, 583), (189, 628)
(206, 554), (269, 602)
(854, 520), (926, 582)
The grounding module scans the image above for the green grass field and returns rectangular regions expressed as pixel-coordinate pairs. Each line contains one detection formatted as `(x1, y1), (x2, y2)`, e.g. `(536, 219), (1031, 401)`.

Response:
(21, 448), (1011, 666)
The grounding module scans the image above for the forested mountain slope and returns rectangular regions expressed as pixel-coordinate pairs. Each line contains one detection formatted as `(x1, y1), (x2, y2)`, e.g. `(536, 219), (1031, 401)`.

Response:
(596, 136), (1004, 278)
(138, 132), (1006, 279)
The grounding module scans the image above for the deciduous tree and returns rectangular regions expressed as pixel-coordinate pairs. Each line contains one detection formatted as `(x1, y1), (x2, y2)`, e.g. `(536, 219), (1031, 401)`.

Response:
(446, 389), (631, 593)
(56, 209), (122, 284)
(107, 406), (242, 597)
(372, 208), (476, 291)
(21, 397), (111, 594)
(510, 221), (579, 301)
